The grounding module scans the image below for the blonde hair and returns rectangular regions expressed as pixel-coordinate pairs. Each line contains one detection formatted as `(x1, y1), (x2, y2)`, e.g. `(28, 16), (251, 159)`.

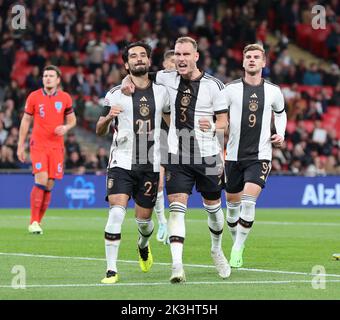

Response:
(175, 36), (198, 51)
(243, 43), (265, 57)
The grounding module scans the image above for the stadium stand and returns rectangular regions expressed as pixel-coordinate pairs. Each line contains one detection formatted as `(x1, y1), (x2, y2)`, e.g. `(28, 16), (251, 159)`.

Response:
(0, 0), (339, 175)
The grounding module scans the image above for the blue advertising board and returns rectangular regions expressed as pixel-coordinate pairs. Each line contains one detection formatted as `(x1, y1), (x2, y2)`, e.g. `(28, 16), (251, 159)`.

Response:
(0, 174), (339, 209)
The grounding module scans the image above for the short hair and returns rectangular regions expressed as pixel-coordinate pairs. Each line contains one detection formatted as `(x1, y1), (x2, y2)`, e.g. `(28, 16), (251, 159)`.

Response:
(122, 41), (152, 63)
(163, 49), (175, 60)
(243, 43), (265, 56)
(175, 37), (197, 51)
(43, 65), (62, 78)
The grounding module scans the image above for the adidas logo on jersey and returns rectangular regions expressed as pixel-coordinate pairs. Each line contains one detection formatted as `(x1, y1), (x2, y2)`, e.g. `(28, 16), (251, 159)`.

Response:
(140, 96), (148, 102)
(250, 93), (258, 98)
(183, 89), (191, 94)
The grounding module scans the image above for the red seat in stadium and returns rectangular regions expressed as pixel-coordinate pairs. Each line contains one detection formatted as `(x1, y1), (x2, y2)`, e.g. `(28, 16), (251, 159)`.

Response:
(297, 85), (318, 98)
(322, 113), (337, 124)
(11, 65), (33, 87)
(296, 24), (312, 49)
(303, 120), (315, 133)
(321, 86), (333, 98)
(59, 66), (77, 79)
(15, 50), (29, 66)
(326, 106), (340, 118)
(286, 120), (297, 134)
(309, 27), (331, 58)
(111, 25), (129, 42)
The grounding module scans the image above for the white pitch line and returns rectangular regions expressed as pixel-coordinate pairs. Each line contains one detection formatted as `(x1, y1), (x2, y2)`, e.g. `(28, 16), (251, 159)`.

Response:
(1, 252), (340, 278)
(2, 216), (340, 227)
(0, 279), (337, 289)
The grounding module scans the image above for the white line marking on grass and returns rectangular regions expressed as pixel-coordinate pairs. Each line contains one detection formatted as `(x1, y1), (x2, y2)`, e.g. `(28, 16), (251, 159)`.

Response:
(1, 252), (340, 278)
(0, 279), (338, 289)
(2, 216), (340, 227)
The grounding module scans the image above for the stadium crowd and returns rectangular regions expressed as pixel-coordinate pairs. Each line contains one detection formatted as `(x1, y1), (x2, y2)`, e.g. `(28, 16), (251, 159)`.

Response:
(0, 0), (339, 175)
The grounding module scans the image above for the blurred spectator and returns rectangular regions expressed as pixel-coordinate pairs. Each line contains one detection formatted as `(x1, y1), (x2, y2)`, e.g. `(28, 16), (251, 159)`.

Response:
(65, 151), (84, 171)
(304, 99), (323, 120)
(70, 65), (86, 94)
(28, 47), (47, 72)
(302, 63), (322, 86)
(0, 145), (18, 169)
(330, 83), (340, 106)
(86, 35), (106, 72)
(0, 120), (8, 145)
(97, 147), (109, 169)
(84, 95), (103, 130)
(26, 66), (42, 92)
(65, 132), (81, 156)
(50, 48), (69, 66)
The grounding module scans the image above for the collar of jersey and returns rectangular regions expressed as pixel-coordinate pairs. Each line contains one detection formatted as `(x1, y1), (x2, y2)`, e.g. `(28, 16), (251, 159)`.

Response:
(42, 88), (58, 96)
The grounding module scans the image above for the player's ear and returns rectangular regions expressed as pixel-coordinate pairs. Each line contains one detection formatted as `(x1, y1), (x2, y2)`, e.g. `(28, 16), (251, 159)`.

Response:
(124, 62), (129, 72)
(195, 51), (199, 63)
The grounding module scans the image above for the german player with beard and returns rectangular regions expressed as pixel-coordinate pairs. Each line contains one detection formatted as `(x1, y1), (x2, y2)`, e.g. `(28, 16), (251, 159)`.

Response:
(96, 42), (170, 284)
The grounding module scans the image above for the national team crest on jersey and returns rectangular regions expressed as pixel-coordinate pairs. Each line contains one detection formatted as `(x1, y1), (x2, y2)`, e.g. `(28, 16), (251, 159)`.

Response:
(181, 89), (191, 106)
(55, 101), (63, 112)
(140, 105), (150, 117)
(35, 162), (42, 170)
(249, 100), (258, 112)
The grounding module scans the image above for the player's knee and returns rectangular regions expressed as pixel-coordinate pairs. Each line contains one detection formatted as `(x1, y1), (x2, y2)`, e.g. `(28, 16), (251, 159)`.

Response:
(226, 201), (241, 219)
(136, 218), (154, 237)
(105, 205), (126, 234)
(240, 194), (256, 222)
(168, 202), (186, 237)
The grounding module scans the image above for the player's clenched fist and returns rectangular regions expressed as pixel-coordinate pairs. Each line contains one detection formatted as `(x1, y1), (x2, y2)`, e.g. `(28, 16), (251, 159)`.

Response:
(107, 106), (123, 119)
(54, 125), (67, 136)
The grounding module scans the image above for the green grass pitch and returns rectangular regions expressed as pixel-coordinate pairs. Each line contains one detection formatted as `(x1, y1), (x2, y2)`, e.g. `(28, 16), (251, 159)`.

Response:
(0, 208), (340, 300)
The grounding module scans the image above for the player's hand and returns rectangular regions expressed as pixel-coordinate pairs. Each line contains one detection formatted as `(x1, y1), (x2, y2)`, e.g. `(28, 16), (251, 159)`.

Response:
(121, 76), (135, 95)
(55, 125), (67, 136)
(271, 134), (284, 148)
(107, 106), (123, 119)
(17, 145), (26, 162)
(199, 117), (215, 132)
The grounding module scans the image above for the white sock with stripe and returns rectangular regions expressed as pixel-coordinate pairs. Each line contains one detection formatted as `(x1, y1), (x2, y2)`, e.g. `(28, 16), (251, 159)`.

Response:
(233, 195), (256, 251)
(104, 205), (126, 272)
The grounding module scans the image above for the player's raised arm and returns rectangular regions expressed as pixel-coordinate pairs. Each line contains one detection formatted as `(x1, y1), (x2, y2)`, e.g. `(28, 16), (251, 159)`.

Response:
(96, 105), (122, 136)
(121, 75), (135, 95)
(17, 113), (33, 162)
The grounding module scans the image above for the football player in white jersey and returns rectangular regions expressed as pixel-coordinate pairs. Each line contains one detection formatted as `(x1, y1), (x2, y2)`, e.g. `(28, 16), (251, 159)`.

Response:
(96, 42), (170, 284)
(122, 37), (231, 283)
(223, 44), (287, 268)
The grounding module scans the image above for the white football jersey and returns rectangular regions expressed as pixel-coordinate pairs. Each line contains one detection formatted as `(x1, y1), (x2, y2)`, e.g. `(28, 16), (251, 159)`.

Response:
(224, 78), (285, 161)
(156, 70), (227, 159)
(104, 82), (170, 172)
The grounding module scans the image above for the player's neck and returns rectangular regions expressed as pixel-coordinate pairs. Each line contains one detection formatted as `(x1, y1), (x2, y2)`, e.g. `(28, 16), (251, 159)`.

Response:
(131, 75), (150, 89)
(182, 67), (201, 81)
(43, 87), (58, 96)
(243, 73), (263, 86)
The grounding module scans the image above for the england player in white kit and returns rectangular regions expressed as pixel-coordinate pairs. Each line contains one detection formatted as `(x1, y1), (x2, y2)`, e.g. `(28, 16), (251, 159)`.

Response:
(224, 44), (287, 268)
(96, 42), (170, 284)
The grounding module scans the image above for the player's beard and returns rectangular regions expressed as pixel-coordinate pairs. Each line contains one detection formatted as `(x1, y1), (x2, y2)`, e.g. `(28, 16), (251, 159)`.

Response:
(130, 64), (149, 77)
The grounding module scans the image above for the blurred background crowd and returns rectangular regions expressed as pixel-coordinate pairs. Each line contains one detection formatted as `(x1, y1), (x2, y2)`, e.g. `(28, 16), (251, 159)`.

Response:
(0, 0), (339, 176)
